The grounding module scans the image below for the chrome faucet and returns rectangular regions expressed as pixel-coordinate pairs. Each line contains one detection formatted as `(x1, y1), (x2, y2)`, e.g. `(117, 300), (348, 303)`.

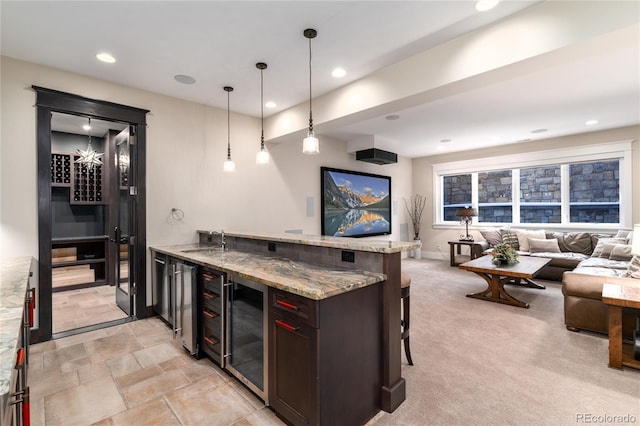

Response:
(207, 229), (226, 251)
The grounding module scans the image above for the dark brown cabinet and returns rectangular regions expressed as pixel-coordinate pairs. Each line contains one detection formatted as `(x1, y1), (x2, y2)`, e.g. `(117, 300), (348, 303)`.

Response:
(200, 268), (225, 365)
(268, 283), (383, 426)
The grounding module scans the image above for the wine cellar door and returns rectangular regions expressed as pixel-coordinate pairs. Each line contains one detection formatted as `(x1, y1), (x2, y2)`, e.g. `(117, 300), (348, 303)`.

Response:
(114, 127), (135, 316)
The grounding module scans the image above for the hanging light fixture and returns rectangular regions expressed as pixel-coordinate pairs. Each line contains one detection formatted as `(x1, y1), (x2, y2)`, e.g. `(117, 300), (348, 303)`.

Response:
(256, 62), (270, 164)
(223, 86), (236, 172)
(75, 117), (104, 170)
(302, 28), (319, 155)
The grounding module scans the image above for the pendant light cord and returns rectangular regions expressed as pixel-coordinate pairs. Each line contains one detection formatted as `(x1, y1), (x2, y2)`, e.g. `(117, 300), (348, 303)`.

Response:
(308, 36), (313, 134)
(87, 117), (92, 148)
(260, 68), (265, 148)
(227, 89), (231, 160)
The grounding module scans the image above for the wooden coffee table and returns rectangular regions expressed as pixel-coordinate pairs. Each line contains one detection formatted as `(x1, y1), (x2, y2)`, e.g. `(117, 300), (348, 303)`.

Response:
(458, 255), (551, 308)
(602, 283), (640, 370)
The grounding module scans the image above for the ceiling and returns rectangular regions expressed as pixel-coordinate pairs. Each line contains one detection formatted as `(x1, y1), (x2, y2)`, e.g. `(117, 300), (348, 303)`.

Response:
(2, 1), (639, 158)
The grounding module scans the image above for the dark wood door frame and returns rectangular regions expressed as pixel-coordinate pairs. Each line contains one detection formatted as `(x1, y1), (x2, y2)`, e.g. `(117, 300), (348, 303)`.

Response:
(33, 86), (149, 343)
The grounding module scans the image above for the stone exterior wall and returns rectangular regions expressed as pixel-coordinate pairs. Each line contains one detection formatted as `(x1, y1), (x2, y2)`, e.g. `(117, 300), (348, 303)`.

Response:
(520, 166), (561, 202)
(478, 171), (512, 222)
(569, 161), (619, 202)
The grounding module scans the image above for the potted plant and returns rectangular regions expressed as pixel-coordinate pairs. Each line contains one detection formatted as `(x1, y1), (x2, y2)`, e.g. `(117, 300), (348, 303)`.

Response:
(404, 194), (426, 259)
(491, 243), (519, 265)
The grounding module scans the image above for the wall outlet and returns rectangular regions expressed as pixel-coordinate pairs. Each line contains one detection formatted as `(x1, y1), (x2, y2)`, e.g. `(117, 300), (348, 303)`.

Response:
(341, 250), (355, 263)
(436, 244), (441, 251)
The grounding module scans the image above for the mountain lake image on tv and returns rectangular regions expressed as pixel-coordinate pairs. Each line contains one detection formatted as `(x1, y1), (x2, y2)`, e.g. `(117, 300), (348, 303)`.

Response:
(321, 167), (391, 237)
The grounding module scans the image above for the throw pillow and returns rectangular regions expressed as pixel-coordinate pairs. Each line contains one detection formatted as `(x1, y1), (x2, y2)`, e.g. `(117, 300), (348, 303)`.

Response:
(591, 238), (628, 258)
(516, 229), (545, 252)
(625, 255), (640, 279)
(608, 244), (633, 261)
(598, 243), (618, 258)
(548, 232), (592, 255)
(614, 230), (631, 241)
(528, 237), (561, 253)
(500, 229), (520, 251)
(479, 229), (502, 247)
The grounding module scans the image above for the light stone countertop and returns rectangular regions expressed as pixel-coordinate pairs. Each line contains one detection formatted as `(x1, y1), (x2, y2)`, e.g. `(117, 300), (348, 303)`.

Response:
(151, 244), (387, 300)
(198, 230), (422, 254)
(0, 257), (32, 403)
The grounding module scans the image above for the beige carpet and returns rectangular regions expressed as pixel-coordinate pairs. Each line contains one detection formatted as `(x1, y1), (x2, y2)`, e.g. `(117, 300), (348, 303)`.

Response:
(371, 258), (640, 425)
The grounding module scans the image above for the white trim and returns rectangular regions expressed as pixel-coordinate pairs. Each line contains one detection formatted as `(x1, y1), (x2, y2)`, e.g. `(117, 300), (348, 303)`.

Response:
(433, 140), (632, 175)
(432, 140), (633, 228)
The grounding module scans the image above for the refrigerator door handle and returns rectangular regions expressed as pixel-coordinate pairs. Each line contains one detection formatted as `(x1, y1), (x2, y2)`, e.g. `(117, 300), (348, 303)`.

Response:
(172, 264), (180, 338)
(179, 269), (185, 337)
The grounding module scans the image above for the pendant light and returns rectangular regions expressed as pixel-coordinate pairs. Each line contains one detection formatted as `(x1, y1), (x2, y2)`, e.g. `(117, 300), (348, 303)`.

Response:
(256, 62), (270, 164)
(223, 86), (236, 172)
(75, 117), (104, 170)
(302, 28), (319, 155)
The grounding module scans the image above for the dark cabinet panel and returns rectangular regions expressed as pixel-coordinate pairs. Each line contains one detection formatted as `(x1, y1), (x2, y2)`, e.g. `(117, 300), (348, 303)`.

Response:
(268, 283), (382, 426)
(270, 311), (318, 425)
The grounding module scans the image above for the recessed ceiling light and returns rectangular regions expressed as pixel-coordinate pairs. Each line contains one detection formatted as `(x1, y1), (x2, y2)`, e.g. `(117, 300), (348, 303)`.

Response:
(331, 67), (346, 78)
(82, 124), (91, 131)
(475, 0), (500, 12)
(174, 74), (196, 85)
(585, 119), (598, 125)
(531, 128), (548, 134)
(440, 139), (452, 143)
(385, 114), (400, 121)
(265, 101), (277, 108)
(96, 52), (116, 63)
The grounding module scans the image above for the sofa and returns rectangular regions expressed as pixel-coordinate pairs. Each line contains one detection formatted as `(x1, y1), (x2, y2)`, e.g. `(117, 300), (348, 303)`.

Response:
(478, 228), (639, 337)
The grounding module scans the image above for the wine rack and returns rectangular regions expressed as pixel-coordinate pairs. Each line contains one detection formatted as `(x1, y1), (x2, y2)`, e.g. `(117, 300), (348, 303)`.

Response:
(51, 152), (104, 205)
(51, 153), (71, 186)
(73, 155), (103, 204)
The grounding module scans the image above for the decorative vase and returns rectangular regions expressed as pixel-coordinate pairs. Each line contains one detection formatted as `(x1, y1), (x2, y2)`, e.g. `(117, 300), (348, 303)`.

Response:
(413, 237), (421, 259)
(493, 257), (509, 266)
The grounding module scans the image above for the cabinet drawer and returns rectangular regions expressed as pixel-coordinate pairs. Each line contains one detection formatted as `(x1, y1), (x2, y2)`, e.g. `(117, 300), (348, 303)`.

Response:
(202, 289), (222, 313)
(202, 326), (223, 358)
(202, 271), (223, 296)
(202, 309), (221, 335)
(271, 289), (318, 328)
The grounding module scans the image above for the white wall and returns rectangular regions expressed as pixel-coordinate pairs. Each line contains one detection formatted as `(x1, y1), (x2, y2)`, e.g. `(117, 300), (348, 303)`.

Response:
(413, 126), (640, 259)
(0, 56), (413, 303)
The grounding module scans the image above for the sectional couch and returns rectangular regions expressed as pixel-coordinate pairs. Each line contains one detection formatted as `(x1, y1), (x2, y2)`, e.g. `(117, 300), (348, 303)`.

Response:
(478, 228), (639, 337)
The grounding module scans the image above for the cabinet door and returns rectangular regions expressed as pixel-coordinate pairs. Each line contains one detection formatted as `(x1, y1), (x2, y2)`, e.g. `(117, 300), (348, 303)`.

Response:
(269, 311), (318, 426)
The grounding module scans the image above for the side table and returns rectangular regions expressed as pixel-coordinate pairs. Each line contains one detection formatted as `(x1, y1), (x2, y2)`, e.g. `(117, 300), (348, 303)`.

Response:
(448, 241), (483, 267)
(602, 283), (640, 370)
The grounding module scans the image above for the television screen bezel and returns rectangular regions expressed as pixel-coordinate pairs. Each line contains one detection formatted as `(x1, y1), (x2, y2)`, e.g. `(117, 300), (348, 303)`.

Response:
(320, 166), (392, 238)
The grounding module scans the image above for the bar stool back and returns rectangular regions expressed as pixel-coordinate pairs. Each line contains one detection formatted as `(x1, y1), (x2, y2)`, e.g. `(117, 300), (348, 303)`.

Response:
(400, 272), (413, 365)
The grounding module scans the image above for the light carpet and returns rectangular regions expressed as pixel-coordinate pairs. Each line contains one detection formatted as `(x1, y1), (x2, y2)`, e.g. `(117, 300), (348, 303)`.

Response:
(371, 257), (639, 426)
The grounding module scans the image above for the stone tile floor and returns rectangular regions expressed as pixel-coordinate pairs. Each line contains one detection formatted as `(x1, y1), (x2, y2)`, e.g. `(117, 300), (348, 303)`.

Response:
(52, 285), (128, 333)
(29, 317), (284, 426)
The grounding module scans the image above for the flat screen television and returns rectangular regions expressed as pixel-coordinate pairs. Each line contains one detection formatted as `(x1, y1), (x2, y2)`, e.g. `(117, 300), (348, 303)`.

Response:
(321, 167), (392, 238)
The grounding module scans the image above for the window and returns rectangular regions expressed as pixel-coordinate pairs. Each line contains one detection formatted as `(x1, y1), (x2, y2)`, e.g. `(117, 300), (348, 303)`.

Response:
(569, 160), (619, 223)
(442, 174), (471, 221)
(520, 165), (561, 224)
(478, 170), (512, 223)
(433, 142), (631, 228)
